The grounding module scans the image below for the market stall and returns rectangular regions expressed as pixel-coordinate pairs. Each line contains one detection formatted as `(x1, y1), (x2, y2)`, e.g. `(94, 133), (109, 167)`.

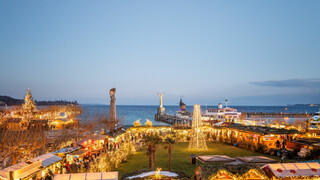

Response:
(195, 164), (268, 180)
(0, 160), (42, 180)
(53, 172), (118, 180)
(67, 149), (90, 163)
(30, 153), (63, 176)
(262, 162), (320, 179)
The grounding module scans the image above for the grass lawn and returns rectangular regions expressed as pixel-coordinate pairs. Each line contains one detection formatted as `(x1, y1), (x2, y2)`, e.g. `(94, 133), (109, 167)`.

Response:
(116, 142), (280, 177)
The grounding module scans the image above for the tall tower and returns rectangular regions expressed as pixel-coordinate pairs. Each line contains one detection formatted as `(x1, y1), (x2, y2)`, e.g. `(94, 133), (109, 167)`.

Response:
(179, 98), (186, 112)
(225, 98), (228, 108)
(189, 104), (207, 150)
(109, 88), (117, 131)
(157, 92), (165, 115)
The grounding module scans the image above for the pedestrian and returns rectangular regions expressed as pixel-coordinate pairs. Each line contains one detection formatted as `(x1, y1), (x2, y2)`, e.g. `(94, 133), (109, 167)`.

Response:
(66, 162), (71, 173)
(62, 166), (67, 174)
(281, 150), (286, 163)
(276, 140), (281, 149)
(282, 139), (287, 149)
(70, 161), (78, 173)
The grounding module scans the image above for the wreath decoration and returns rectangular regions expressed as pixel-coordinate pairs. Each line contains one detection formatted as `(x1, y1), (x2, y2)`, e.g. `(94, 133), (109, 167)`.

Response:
(277, 169), (283, 173)
(290, 170), (296, 174)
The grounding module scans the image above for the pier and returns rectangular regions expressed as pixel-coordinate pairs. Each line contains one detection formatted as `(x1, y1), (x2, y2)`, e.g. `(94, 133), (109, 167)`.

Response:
(154, 113), (190, 125)
(154, 112), (316, 126)
(243, 112), (315, 118)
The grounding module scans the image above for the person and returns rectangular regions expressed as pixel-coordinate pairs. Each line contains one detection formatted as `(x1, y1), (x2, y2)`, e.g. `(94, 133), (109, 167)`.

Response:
(44, 173), (52, 180)
(281, 150), (286, 163)
(282, 139), (287, 149)
(62, 165), (67, 174)
(276, 140), (281, 149)
(66, 162), (71, 173)
(60, 164), (63, 174)
(84, 159), (89, 172)
(70, 161), (78, 173)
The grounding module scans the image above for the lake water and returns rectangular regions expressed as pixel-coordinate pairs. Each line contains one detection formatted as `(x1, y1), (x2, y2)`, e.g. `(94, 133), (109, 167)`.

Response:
(80, 105), (320, 125)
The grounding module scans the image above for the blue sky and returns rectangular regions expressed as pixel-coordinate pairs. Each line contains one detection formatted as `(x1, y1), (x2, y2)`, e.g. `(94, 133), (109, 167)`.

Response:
(0, 1), (319, 105)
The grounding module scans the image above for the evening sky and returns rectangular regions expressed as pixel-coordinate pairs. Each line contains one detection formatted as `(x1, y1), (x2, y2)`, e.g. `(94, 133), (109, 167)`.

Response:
(0, 1), (319, 105)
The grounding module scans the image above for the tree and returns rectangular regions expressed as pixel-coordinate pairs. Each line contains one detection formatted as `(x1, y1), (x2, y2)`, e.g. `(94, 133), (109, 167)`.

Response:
(143, 134), (162, 169)
(163, 137), (175, 171)
(0, 126), (48, 166)
(21, 88), (37, 122)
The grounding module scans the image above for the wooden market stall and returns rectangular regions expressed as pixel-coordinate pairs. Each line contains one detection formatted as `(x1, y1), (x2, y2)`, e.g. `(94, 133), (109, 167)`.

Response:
(67, 149), (90, 163)
(53, 172), (118, 180)
(262, 162), (320, 179)
(195, 164), (268, 180)
(0, 160), (42, 180)
(30, 153), (63, 176)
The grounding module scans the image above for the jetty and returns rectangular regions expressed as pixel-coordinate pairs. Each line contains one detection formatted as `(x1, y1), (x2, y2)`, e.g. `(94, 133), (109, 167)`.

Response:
(154, 113), (190, 125)
(243, 112), (315, 118)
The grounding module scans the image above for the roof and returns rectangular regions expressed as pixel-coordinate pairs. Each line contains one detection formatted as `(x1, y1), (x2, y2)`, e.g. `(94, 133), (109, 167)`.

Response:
(53, 172), (118, 180)
(289, 138), (320, 147)
(236, 156), (277, 164)
(30, 153), (62, 167)
(68, 149), (89, 156)
(29, 119), (48, 123)
(76, 139), (91, 148)
(262, 162), (320, 178)
(0, 160), (42, 180)
(86, 134), (108, 141)
(214, 122), (224, 126)
(5, 118), (22, 123)
(227, 125), (300, 135)
(197, 155), (235, 163)
(52, 147), (80, 154)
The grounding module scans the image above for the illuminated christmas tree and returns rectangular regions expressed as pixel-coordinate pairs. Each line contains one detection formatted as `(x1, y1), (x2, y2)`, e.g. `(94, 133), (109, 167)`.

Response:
(189, 104), (207, 150)
(21, 88), (37, 121)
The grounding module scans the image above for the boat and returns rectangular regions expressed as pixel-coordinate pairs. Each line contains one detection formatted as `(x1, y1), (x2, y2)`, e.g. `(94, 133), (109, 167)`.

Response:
(309, 110), (320, 130)
(202, 99), (241, 122)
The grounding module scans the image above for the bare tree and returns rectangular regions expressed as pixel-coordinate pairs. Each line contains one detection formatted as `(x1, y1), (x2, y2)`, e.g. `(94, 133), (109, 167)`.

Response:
(0, 126), (48, 166)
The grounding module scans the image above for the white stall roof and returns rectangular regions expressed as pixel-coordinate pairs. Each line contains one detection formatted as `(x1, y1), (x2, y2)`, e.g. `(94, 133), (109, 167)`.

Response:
(263, 162), (320, 178)
(53, 172), (118, 180)
(30, 153), (62, 167)
(197, 155), (235, 163)
(0, 160), (42, 180)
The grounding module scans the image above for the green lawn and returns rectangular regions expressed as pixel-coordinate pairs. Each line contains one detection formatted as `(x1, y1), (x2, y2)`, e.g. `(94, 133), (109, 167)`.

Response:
(116, 142), (280, 177)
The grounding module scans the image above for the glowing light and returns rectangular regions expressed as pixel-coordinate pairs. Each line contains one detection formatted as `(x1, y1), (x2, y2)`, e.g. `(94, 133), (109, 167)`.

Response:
(189, 104), (207, 150)
(155, 168), (162, 178)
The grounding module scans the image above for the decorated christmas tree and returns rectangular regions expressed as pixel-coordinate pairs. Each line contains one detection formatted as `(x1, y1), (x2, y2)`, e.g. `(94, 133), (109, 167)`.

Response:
(21, 88), (37, 121)
(188, 104), (207, 150)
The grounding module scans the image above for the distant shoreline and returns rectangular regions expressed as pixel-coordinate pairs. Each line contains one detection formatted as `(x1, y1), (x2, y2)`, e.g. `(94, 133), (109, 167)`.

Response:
(0, 95), (78, 106)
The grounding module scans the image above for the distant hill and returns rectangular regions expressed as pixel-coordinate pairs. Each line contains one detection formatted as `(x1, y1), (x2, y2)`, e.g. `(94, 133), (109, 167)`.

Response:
(287, 104), (320, 107)
(0, 95), (78, 106)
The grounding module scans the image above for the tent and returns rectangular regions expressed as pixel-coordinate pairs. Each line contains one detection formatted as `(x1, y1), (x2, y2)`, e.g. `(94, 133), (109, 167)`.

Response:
(53, 172), (118, 180)
(262, 162), (320, 179)
(236, 156), (277, 164)
(197, 155), (235, 163)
